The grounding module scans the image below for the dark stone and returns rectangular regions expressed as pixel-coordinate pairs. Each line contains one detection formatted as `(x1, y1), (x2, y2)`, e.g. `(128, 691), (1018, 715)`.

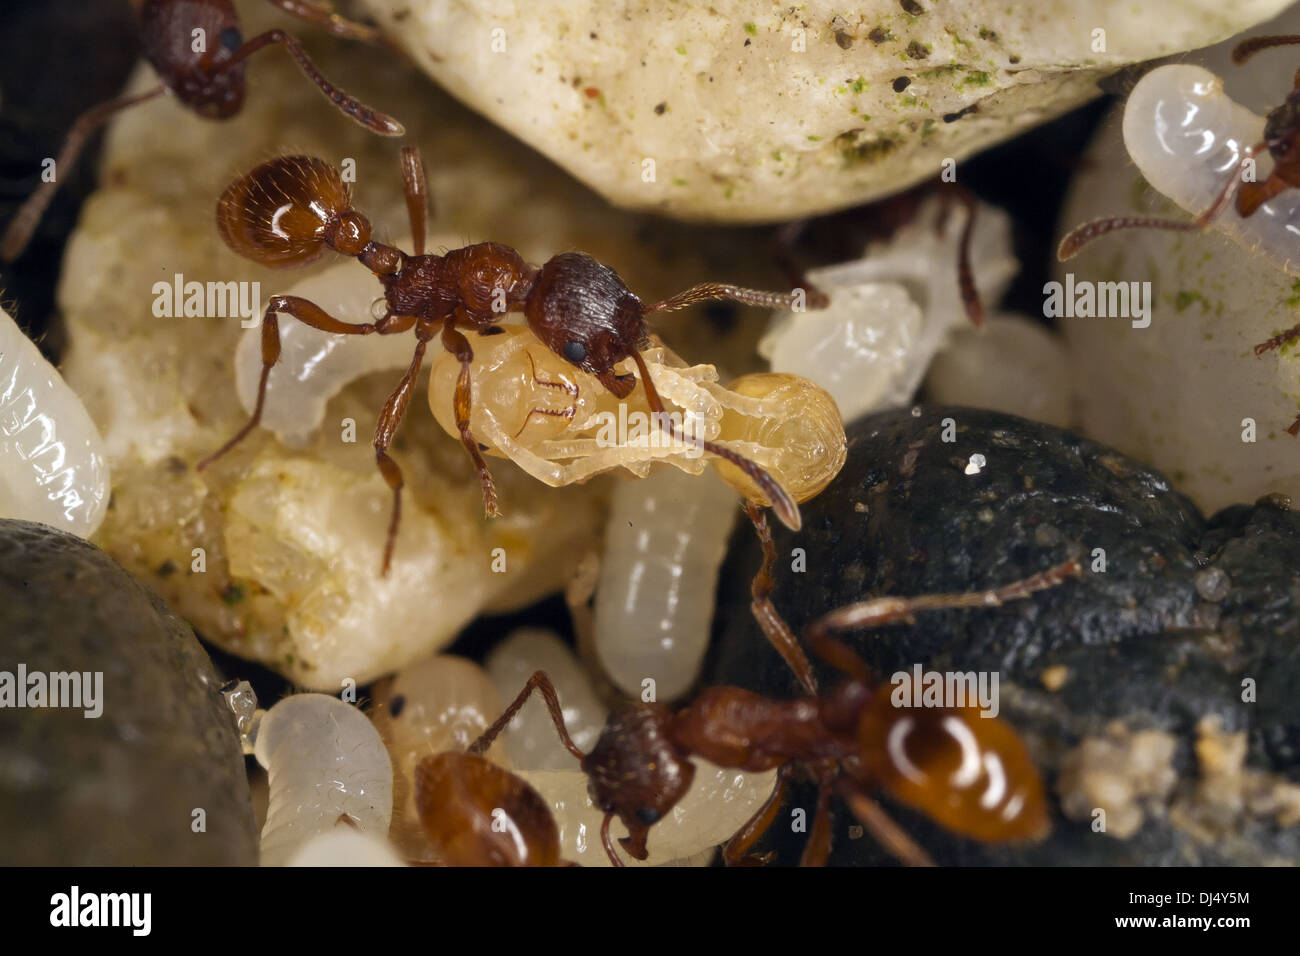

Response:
(0, 519), (257, 864)
(707, 406), (1300, 865)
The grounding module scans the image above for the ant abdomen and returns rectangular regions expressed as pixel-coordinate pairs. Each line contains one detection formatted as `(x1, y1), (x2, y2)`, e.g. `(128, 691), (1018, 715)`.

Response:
(217, 155), (353, 267)
(858, 695), (1049, 843)
(414, 752), (562, 866)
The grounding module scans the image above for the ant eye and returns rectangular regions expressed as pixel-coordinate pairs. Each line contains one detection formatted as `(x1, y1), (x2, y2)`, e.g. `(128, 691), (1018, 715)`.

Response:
(636, 808), (660, 826)
(562, 340), (587, 364)
(219, 27), (243, 52)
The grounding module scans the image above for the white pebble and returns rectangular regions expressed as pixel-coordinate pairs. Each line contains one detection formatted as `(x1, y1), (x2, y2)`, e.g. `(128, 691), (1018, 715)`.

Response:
(485, 629), (606, 770)
(253, 693), (393, 867)
(593, 467), (738, 701)
(0, 306), (109, 536)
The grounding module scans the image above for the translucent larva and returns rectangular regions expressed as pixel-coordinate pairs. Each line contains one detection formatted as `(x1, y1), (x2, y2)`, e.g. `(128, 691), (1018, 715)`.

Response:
(592, 467), (739, 701)
(760, 197), (1016, 424)
(1119, 63), (1300, 273)
(0, 306), (110, 536)
(253, 693), (394, 867)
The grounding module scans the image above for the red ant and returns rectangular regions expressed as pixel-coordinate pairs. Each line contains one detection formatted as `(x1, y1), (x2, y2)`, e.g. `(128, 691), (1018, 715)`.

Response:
(198, 147), (824, 574)
(1057, 34), (1300, 435)
(0, 0), (404, 262)
(462, 524), (1078, 867)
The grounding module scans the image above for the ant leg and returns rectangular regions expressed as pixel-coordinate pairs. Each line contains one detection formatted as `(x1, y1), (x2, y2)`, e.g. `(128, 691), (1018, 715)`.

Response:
(804, 559), (1083, 682)
(1254, 324), (1300, 356)
(260, 0), (386, 43)
(441, 320), (502, 518)
(400, 146), (429, 256)
(840, 787), (935, 867)
(467, 670), (586, 762)
(0, 86), (164, 262)
(628, 349), (802, 531)
(513, 406), (575, 438)
(745, 503), (818, 696)
(372, 337), (429, 575)
(223, 29), (404, 135)
(600, 812), (626, 867)
(799, 771), (836, 867)
(721, 765), (792, 866)
(197, 296), (399, 470)
(1058, 142), (1264, 260)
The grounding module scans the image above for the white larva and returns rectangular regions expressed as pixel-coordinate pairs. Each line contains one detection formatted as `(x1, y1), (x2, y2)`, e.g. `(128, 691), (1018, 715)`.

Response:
(1119, 63), (1300, 274)
(0, 306), (109, 536)
(286, 828), (406, 867)
(253, 693), (394, 867)
(484, 628), (606, 770)
(924, 314), (1074, 429)
(233, 236), (422, 446)
(760, 197), (1017, 424)
(592, 467), (738, 701)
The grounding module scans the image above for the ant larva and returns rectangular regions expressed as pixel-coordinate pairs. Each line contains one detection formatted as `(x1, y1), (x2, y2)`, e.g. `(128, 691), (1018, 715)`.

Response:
(424, 326), (846, 507)
(471, 539), (1080, 867)
(0, 0), (404, 262)
(199, 146), (826, 574)
(1057, 38), (1300, 434)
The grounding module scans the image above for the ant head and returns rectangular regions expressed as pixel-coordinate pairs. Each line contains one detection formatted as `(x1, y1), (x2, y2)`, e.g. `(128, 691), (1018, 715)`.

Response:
(524, 253), (647, 398)
(217, 155), (357, 267)
(580, 702), (695, 859)
(1265, 93), (1300, 166)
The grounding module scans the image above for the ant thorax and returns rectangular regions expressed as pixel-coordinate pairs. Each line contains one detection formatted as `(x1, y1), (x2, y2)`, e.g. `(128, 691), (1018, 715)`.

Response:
(1121, 63), (1300, 273)
(425, 325), (846, 506)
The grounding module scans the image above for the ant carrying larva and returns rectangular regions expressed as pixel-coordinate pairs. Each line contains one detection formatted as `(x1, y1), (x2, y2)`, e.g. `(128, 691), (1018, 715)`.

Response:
(199, 146), (833, 574)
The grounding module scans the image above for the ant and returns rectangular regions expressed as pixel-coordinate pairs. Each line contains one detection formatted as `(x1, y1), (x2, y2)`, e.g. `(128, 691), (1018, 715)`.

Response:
(199, 146), (824, 574)
(466, 533), (1080, 867)
(1057, 34), (1300, 433)
(0, 0), (404, 262)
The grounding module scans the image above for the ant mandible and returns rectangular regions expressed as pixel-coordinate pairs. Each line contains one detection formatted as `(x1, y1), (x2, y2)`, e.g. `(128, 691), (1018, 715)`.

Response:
(470, 533), (1079, 867)
(1058, 34), (1300, 433)
(199, 147), (823, 574)
(0, 0), (404, 262)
